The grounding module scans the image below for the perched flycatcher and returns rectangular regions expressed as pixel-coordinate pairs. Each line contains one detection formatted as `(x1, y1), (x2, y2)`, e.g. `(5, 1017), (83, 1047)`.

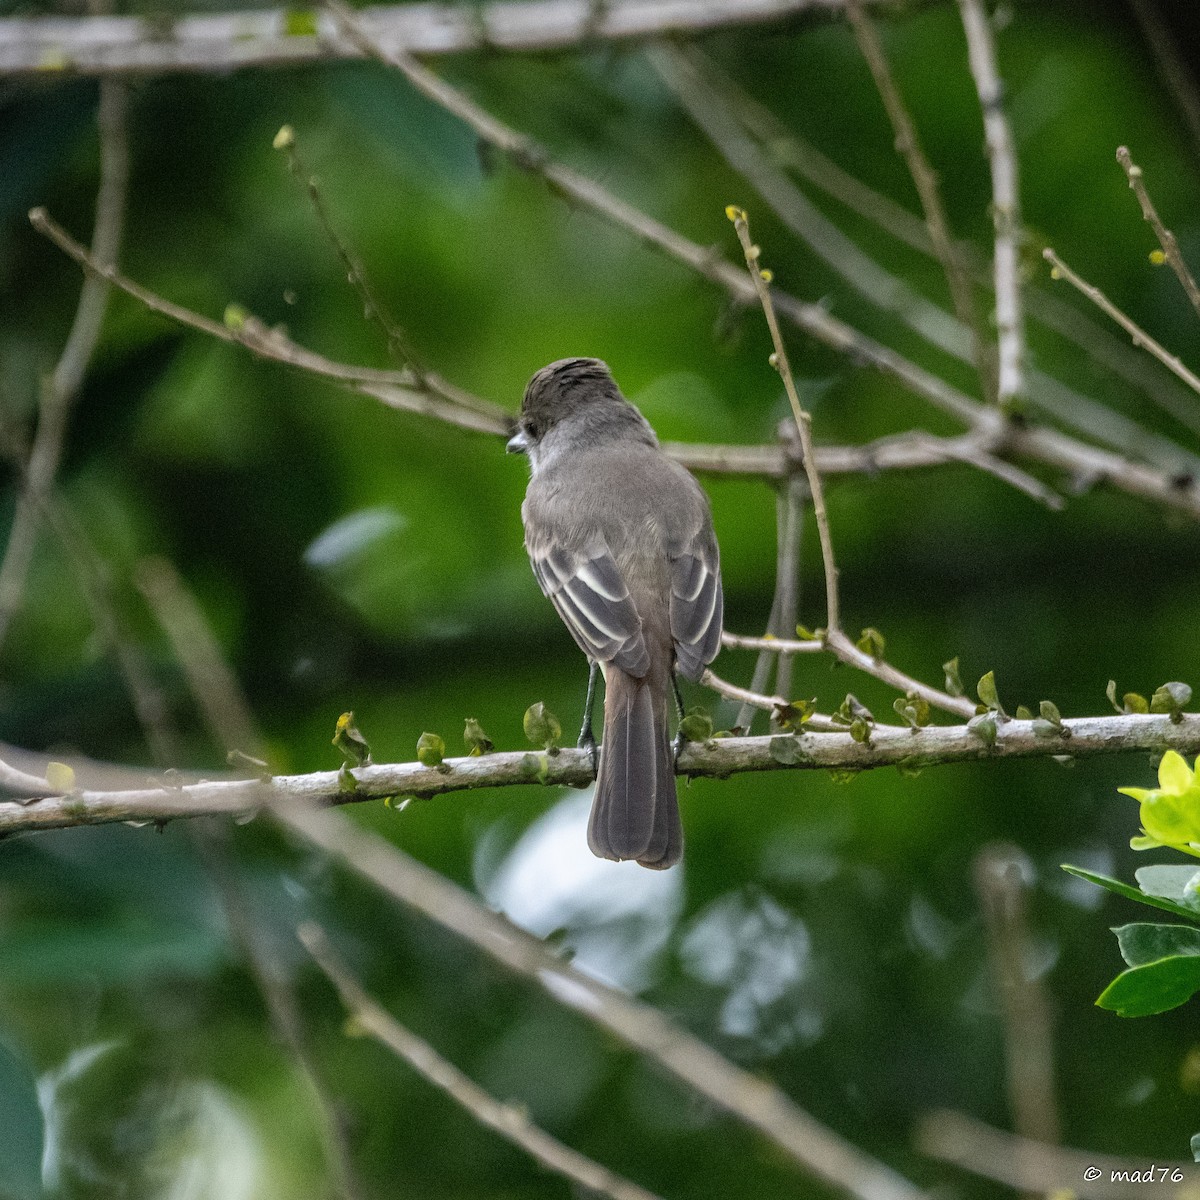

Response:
(507, 358), (723, 869)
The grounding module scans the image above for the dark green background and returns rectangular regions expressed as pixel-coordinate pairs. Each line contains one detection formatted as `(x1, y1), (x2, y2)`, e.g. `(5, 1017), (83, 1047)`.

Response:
(2, 0), (1200, 1195)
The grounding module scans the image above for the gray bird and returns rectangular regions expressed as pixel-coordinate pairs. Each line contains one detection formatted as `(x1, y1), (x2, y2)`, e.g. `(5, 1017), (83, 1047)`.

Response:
(507, 358), (723, 869)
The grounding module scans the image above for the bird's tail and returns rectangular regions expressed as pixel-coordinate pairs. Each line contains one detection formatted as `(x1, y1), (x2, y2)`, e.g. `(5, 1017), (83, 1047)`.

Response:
(588, 667), (682, 869)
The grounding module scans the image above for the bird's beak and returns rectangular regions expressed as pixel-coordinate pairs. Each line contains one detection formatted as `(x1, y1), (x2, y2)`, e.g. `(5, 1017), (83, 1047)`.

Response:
(506, 428), (530, 454)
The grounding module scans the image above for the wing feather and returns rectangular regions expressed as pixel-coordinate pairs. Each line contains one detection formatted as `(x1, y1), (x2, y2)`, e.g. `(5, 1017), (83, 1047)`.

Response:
(527, 536), (650, 677)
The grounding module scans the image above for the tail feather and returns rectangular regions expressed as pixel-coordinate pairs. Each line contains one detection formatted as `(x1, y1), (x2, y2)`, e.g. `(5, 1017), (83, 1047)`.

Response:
(588, 668), (682, 869)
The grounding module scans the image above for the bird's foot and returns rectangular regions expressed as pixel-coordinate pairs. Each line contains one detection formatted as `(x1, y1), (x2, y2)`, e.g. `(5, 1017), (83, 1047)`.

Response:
(578, 729), (599, 779)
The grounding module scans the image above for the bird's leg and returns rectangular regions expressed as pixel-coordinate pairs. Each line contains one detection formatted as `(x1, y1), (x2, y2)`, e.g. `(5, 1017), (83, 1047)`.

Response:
(671, 672), (687, 771)
(578, 660), (600, 777)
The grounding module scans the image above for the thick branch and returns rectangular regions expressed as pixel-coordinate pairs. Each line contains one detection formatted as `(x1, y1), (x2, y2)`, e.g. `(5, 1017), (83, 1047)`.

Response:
(5, 710), (1200, 836)
(0, 0), (878, 79)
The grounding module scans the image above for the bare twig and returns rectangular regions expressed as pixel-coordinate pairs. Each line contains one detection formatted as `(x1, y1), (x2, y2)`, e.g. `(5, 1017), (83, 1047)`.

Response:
(197, 832), (366, 1200)
(1127, 0), (1200, 167)
(42, 496), (182, 767)
(299, 923), (664, 1200)
(24, 202), (1079, 507)
(1116, 145), (1200, 321)
(973, 845), (1060, 1154)
(132, 553), (365, 1200)
(36, 86), (1200, 513)
(278, 803), (924, 1200)
(843, 0), (993, 400)
(28, 206), (512, 436)
(324, 0), (993, 433)
(957, 0), (1025, 408)
(276, 128), (426, 376)
(650, 44), (1197, 464)
(916, 1108), (1198, 1199)
(685, 47), (1200, 434)
(729, 209), (842, 632)
(0, 82), (128, 652)
(1042, 247), (1200, 397)
(0, 0), (880, 78)
(770, 475), (806, 713)
(7, 710), (1200, 836)
(134, 556), (268, 763)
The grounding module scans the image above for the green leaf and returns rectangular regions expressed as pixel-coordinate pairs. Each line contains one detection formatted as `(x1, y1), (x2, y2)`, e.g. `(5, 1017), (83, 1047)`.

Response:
(849, 716), (870, 743)
(463, 718), (494, 755)
(942, 656), (964, 698)
(1061, 865), (1200, 920)
(856, 626), (886, 658)
(976, 670), (1000, 711)
(1039, 699), (1063, 726)
(678, 706), (714, 743)
(1152, 681), (1193, 718)
(0, 1039), (43, 1200)
(1192, 1133), (1200, 1164)
(337, 763), (357, 793)
(1114, 922), (1200, 967)
(768, 736), (805, 765)
(416, 731), (445, 767)
(775, 698), (815, 731)
(1097, 955), (1200, 1017)
(1125, 692), (1150, 714)
(523, 702), (561, 751)
(332, 712), (372, 766)
(1106, 679), (1121, 713)
(795, 624), (825, 642)
(1135, 865), (1200, 909)
(1014, 705), (1033, 720)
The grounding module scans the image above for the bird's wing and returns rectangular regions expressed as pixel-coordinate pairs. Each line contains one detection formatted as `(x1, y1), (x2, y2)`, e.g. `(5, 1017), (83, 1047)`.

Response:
(670, 531), (723, 682)
(528, 534), (651, 677)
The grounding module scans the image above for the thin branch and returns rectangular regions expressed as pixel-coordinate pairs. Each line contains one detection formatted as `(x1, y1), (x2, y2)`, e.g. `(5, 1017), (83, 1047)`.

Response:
(134, 555), (268, 763)
(729, 209), (842, 632)
(299, 923), (664, 1200)
(650, 44), (1200, 463)
(0, 81), (128, 652)
(973, 845), (1060, 1151)
(42, 495), (183, 767)
(956, 0), (1025, 408)
(915, 1108), (1198, 1199)
(685, 47), (1200, 437)
(131, 552), (365, 1200)
(28, 207), (512, 436)
(1042, 247), (1200, 397)
(324, 0), (990, 433)
(198, 832), (367, 1200)
(277, 802), (924, 1200)
(30, 111), (1200, 514)
(1127, 0), (1200, 168)
(0, 0), (877, 79)
(1116, 145), (1200, 321)
(277, 128), (427, 377)
(843, 0), (994, 401)
(25, 202), (1073, 506)
(6, 709), (1200, 836)
(769, 475), (806, 714)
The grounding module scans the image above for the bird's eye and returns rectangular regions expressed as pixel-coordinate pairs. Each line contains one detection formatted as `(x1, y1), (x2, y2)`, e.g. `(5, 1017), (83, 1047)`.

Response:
(524, 420), (541, 440)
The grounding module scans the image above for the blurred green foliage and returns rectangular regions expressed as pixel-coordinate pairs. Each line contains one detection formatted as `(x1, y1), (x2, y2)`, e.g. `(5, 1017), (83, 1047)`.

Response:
(4, 0), (1200, 1195)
